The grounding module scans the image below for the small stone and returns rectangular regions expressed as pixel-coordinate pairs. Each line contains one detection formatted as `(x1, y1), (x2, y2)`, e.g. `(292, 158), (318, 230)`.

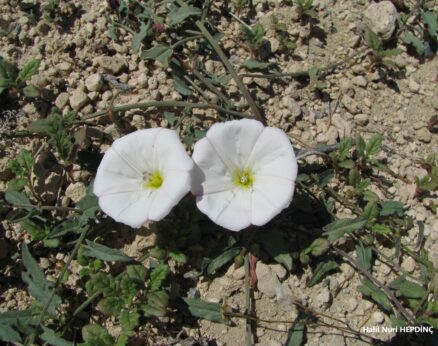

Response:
(270, 264), (287, 280)
(316, 288), (331, 307)
(40, 257), (50, 269)
(256, 262), (281, 298)
(232, 266), (245, 280)
(364, 1), (398, 41)
(417, 128), (432, 143)
(352, 76), (368, 88)
(57, 62), (72, 73)
(268, 37), (280, 53)
(131, 114), (145, 129)
(373, 311), (385, 324)
(85, 73), (103, 92)
(95, 55), (127, 74)
(69, 89), (90, 111)
(55, 92), (70, 109)
(402, 256), (416, 273)
(346, 296), (358, 312)
(355, 113), (369, 126)
(65, 182), (87, 203)
(137, 73), (148, 88)
(286, 98), (302, 118)
(341, 94), (360, 114)
(409, 79), (420, 93)
(148, 76), (158, 90)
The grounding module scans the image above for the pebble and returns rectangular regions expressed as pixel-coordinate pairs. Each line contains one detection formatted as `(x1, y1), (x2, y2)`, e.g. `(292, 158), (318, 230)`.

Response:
(40, 257), (51, 269)
(69, 89), (90, 111)
(270, 264), (287, 280)
(55, 92), (70, 109)
(373, 311), (385, 324)
(364, 1), (398, 41)
(316, 288), (331, 307)
(137, 73), (148, 88)
(64, 182), (87, 203)
(95, 55), (127, 74)
(256, 262), (281, 298)
(346, 296), (358, 312)
(232, 266), (245, 280)
(408, 80), (420, 93)
(85, 73), (103, 92)
(417, 128), (432, 143)
(401, 256), (416, 273)
(355, 113), (369, 126)
(341, 94), (360, 114)
(352, 76), (368, 88)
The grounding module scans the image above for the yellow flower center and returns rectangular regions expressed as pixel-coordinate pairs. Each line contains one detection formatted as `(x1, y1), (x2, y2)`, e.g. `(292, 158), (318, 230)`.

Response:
(233, 169), (254, 189)
(144, 171), (163, 189)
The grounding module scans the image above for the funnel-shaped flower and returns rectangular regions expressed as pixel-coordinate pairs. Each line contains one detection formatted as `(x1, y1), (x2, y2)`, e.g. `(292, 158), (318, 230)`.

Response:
(191, 119), (298, 232)
(94, 128), (193, 228)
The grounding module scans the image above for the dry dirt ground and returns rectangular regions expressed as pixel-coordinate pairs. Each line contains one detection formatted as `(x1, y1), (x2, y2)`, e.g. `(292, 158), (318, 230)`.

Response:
(1, 0), (437, 345)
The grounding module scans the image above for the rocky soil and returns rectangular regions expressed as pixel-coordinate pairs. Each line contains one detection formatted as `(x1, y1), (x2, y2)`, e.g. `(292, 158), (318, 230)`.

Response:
(0, 0), (437, 345)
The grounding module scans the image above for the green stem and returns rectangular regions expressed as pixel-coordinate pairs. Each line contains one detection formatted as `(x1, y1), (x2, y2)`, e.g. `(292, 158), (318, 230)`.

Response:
(77, 100), (251, 123)
(195, 21), (264, 123)
(244, 252), (254, 346)
(25, 226), (89, 345)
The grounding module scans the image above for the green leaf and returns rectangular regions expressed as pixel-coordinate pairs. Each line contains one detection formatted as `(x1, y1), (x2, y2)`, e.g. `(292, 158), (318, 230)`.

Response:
(0, 325), (22, 343)
(0, 77), (15, 88)
(82, 324), (114, 344)
(363, 201), (379, 220)
(358, 279), (392, 311)
(401, 31), (425, 55)
(167, 5), (201, 26)
(241, 59), (271, 70)
(363, 190), (379, 203)
(169, 250), (188, 264)
(23, 84), (40, 97)
(120, 310), (139, 332)
(126, 264), (148, 283)
(0, 58), (18, 81)
(17, 59), (40, 84)
(98, 297), (124, 315)
(5, 189), (32, 209)
(20, 219), (45, 240)
(356, 242), (372, 271)
(141, 45), (173, 68)
(348, 168), (360, 187)
(365, 29), (382, 51)
(371, 223), (391, 234)
(21, 244), (61, 316)
(391, 277), (427, 299)
(206, 247), (241, 275)
(183, 298), (232, 325)
(8, 178), (27, 191)
(355, 135), (366, 158)
(77, 186), (99, 219)
(308, 238), (330, 257)
(149, 264), (169, 292)
(422, 11), (438, 37)
(380, 200), (404, 217)
(131, 22), (150, 53)
(286, 321), (305, 346)
(41, 326), (73, 346)
(338, 160), (355, 169)
(83, 240), (133, 262)
(259, 229), (293, 270)
(323, 217), (367, 242)
(308, 261), (338, 287)
(85, 272), (114, 296)
(173, 75), (192, 96)
(365, 134), (382, 158)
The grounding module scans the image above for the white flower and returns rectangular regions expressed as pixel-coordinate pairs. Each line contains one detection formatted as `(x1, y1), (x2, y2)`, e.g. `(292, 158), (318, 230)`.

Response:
(191, 119), (298, 232)
(93, 128), (193, 228)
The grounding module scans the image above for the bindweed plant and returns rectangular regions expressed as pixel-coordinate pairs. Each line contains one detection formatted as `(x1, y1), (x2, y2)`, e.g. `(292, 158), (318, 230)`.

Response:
(0, 57), (41, 97)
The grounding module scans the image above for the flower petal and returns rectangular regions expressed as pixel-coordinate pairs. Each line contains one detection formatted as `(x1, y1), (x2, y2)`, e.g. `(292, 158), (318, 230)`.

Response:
(196, 188), (252, 232)
(112, 128), (162, 174)
(247, 127), (297, 181)
(206, 119), (264, 169)
(98, 190), (152, 228)
(154, 129), (194, 172)
(191, 137), (234, 196)
(93, 147), (142, 196)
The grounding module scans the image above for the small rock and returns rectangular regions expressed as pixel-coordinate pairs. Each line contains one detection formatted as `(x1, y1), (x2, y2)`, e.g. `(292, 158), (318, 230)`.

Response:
(316, 288), (331, 307)
(131, 114), (145, 129)
(417, 128), (432, 143)
(408, 79), (420, 93)
(364, 1), (398, 41)
(355, 113), (369, 126)
(402, 256), (416, 273)
(352, 76), (368, 88)
(256, 262), (281, 298)
(341, 94), (360, 114)
(373, 311), (385, 324)
(268, 37), (280, 53)
(270, 264), (287, 280)
(95, 55), (127, 74)
(148, 76), (158, 90)
(346, 296), (358, 312)
(57, 62), (72, 73)
(232, 266), (245, 280)
(40, 257), (51, 269)
(69, 89), (90, 111)
(286, 98), (302, 118)
(137, 73), (148, 88)
(65, 182), (87, 203)
(85, 73), (103, 92)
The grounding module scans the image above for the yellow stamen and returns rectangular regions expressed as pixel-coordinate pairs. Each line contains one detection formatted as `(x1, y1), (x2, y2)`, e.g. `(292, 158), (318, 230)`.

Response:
(144, 171), (163, 189)
(233, 169), (254, 189)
